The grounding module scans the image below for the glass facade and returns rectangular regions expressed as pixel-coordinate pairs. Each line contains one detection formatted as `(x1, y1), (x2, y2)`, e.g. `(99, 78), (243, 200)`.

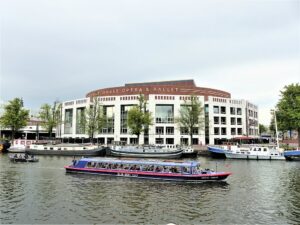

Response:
(101, 106), (115, 134)
(155, 105), (174, 123)
(120, 105), (134, 134)
(64, 109), (73, 134)
(76, 107), (86, 134)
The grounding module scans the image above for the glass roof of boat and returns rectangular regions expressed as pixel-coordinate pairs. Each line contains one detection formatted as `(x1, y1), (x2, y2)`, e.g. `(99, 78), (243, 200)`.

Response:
(79, 158), (199, 167)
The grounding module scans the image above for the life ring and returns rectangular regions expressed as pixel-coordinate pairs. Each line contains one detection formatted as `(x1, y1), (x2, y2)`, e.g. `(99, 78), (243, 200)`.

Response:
(0, 144), (3, 151)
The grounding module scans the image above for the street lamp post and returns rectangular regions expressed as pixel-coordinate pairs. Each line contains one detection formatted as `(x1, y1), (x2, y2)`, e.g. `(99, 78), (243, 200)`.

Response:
(271, 109), (279, 149)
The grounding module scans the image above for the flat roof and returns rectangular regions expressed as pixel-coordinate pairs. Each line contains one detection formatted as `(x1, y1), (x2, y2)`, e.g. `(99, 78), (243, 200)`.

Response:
(125, 80), (195, 87)
(80, 158), (200, 167)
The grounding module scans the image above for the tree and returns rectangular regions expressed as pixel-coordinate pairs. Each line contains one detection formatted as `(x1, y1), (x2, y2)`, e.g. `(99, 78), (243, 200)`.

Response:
(39, 101), (62, 138)
(127, 94), (152, 144)
(276, 83), (300, 147)
(259, 124), (267, 136)
(84, 98), (105, 143)
(176, 95), (204, 145)
(0, 98), (29, 140)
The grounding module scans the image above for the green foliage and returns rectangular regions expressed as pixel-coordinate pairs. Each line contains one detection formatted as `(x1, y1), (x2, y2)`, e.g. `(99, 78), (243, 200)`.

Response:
(39, 101), (62, 137)
(259, 124), (267, 135)
(84, 98), (106, 142)
(0, 98), (30, 140)
(276, 83), (300, 146)
(127, 94), (153, 143)
(176, 95), (204, 145)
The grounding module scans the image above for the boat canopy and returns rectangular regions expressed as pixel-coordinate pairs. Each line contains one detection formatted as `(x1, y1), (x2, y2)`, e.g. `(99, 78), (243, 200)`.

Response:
(79, 158), (199, 167)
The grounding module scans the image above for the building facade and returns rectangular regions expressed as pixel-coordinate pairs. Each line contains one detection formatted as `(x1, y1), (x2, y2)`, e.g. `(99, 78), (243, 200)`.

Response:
(59, 80), (259, 145)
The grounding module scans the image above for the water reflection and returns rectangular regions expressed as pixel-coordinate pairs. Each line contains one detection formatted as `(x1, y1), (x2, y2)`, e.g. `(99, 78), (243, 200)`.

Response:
(0, 154), (300, 224)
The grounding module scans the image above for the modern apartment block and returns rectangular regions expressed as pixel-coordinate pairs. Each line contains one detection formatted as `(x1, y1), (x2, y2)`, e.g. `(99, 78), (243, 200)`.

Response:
(59, 80), (259, 145)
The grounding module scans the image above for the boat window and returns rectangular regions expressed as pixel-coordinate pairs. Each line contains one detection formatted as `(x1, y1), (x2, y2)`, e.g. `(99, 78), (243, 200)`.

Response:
(258, 148), (261, 151)
(83, 147), (86, 150)
(129, 165), (138, 170)
(170, 166), (181, 173)
(50, 147), (53, 150)
(182, 167), (189, 173)
(155, 166), (163, 172)
(253, 148), (256, 151)
(163, 166), (170, 173)
(192, 167), (197, 174)
(271, 154), (274, 155)
(86, 161), (96, 168)
(44, 147), (47, 150)
(263, 148), (267, 152)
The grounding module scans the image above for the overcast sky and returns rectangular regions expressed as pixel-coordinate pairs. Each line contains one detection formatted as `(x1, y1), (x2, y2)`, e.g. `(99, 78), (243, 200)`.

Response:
(0, 0), (299, 125)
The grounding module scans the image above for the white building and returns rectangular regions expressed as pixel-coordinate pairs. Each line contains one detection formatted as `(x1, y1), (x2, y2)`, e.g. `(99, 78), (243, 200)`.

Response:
(59, 80), (259, 145)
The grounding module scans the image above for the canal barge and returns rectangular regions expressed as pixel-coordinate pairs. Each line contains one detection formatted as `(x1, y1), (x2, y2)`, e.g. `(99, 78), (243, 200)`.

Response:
(108, 145), (183, 159)
(26, 144), (106, 156)
(64, 158), (232, 181)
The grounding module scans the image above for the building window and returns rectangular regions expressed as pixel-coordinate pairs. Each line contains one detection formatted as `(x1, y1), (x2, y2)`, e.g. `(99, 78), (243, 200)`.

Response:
(221, 117), (226, 125)
(120, 138), (127, 144)
(180, 127), (189, 135)
(120, 105), (134, 134)
(155, 138), (164, 144)
(230, 107), (236, 115)
(101, 106), (115, 134)
(156, 127), (164, 135)
(64, 109), (73, 134)
(214, 117), (219, 124)
(213, 106), (219, 114)
(192, 138), (199, 145)
(166, 138), (174, 144)
(221, 106), (226, 114)
(130, 138), (138, 145)
(237, 118), (242, 125)
(155, 105), (174, 123)
(76, 107), (85, 134)
(231, 128), (236, 135)
(214, 127), (220, 135)
(230, 117), (236, 125)
(237, 108), (242, 115)
(166, 127), (174, 135)
(221, 127), (227, 135)
(192, 127), (199, 135)
(237, 128), (242, 135)
(205, 105), (209, 113)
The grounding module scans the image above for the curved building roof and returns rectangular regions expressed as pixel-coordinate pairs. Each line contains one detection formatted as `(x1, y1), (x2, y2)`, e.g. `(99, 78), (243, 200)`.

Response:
(86, 80), (231, 100)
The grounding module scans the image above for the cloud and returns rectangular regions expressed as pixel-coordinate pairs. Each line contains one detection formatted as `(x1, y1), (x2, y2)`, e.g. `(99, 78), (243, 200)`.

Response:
(0, 0), (299, 127)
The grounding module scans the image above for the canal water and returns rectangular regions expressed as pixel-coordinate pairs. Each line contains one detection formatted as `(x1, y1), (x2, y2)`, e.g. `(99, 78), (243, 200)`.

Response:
(0, 154), (299, 224)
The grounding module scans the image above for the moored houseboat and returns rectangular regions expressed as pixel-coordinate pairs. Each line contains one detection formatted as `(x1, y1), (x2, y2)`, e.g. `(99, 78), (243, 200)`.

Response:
(26, 144), (106, 156)
(107, 145), (183, 159)
(225, 145), (285, 160)
(64, 158), (232, 182)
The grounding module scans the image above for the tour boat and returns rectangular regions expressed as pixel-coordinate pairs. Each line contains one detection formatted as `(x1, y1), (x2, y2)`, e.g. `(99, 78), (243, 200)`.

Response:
(108, 145), (183, 159)
(25, 144), (106, 156)
(64, 158), (232, 182)
(225, 146), (285, 160)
